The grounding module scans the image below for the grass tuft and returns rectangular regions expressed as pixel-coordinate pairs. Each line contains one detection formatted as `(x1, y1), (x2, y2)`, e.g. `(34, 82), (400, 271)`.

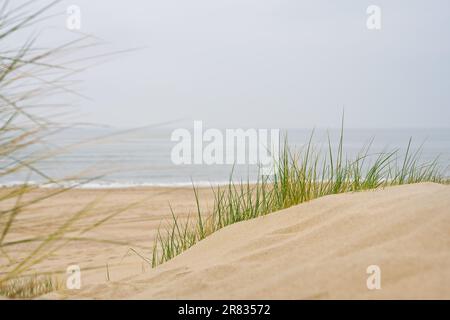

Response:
(0, 274), (60, 299)
(151, 127), (446, 267)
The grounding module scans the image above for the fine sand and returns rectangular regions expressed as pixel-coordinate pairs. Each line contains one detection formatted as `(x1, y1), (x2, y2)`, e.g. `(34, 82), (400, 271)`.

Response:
(2, 183), (450, 299)
(0, 186), (216, 288)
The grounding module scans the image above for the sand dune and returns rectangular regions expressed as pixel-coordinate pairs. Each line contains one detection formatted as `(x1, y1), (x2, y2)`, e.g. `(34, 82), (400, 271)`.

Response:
(56, 182), (450, 299)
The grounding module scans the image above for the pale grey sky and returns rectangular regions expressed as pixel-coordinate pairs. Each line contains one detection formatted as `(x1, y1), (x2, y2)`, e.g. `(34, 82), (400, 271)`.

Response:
(26, 0), (450, 128)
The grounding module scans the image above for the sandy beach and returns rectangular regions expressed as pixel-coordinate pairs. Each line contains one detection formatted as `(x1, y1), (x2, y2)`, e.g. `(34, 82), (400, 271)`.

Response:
(2, 183), (449, 299)
(0, 186), (217, 289)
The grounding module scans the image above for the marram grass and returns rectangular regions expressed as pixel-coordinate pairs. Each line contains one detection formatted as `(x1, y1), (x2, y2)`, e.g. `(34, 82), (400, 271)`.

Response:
(0, 1), (134, 298)
(151, 129), (445, 267)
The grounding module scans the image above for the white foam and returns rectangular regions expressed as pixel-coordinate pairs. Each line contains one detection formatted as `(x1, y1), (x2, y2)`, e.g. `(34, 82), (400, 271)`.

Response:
(0, 180), (256, 189)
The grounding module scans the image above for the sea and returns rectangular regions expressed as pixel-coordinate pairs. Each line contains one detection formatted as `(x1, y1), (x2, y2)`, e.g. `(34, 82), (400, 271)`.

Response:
(1, 127), (449, 188)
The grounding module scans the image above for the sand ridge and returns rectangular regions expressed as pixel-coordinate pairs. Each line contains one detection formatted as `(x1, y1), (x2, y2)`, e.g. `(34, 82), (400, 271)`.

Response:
(51, 183), (450, 299)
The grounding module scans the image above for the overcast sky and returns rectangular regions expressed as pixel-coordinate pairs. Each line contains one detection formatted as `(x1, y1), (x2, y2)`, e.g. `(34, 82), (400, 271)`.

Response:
(25, 0), (450, 128)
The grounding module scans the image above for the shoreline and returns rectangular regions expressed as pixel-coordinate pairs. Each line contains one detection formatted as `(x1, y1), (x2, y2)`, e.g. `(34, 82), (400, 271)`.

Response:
(0, 181), (260, 190)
